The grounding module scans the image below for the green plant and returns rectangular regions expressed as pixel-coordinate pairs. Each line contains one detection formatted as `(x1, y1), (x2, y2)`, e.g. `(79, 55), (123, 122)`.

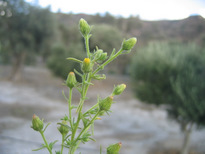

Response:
(31, 18), (137, 154)
(130, 41), (205, 154)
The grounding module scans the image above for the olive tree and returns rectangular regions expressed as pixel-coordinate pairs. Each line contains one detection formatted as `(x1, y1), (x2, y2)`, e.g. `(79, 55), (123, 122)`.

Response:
(130, 42), (205, 154)
(0, 0), (53, 80)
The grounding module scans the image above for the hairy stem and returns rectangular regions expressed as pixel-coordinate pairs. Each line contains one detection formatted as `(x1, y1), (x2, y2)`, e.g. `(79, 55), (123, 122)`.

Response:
(61, 134), (65, 154)
(85, 35), (90, 58)
(68, 88), (73, 128)
(73, 111), (100, 152)
(40, 130), (52, 154)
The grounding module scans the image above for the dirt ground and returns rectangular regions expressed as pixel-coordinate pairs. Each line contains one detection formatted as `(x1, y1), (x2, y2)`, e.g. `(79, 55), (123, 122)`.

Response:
(0, 65), (205, 154)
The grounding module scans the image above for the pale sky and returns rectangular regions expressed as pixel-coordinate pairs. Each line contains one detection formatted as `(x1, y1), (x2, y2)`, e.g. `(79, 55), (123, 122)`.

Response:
(27, 0), (205, 20)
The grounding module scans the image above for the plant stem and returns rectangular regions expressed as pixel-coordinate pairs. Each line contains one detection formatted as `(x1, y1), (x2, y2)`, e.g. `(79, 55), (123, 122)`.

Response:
(40, 130), (52, 154)
(77, 111), (100, 140)
(73, 111), (100, 152)
(68, 88), (73, 128)
(61, 134), (65, 154)
(70, 73), (92, 154)
(83, 103), (98, 116)
(93, 48), (123, 75)
(85, 35), (90, 58)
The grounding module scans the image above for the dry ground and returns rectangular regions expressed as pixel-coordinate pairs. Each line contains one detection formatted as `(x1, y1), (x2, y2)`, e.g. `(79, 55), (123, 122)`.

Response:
(0, 65), (205, 154)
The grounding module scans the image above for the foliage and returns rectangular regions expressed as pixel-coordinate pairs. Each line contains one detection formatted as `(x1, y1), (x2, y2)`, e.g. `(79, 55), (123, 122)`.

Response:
(0, 0), (53, 79)
(47, 43), (85, 80)
(31, 18), (136, 154)
(130, 41), (205, 153)
(90, 24), (123, 54)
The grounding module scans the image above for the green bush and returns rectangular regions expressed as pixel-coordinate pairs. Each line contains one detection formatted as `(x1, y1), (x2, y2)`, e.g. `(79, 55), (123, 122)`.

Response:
(131, 41), (205, 125)
(47, 43), (85, 80)
(130, 41), (205, 153)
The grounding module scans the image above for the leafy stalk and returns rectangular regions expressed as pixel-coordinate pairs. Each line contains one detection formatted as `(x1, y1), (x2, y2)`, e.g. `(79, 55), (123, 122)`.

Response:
(39, 130), (52, 154)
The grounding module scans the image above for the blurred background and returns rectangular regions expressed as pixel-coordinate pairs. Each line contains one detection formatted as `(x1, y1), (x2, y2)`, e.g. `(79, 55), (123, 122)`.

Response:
(0, 0), (205, 153)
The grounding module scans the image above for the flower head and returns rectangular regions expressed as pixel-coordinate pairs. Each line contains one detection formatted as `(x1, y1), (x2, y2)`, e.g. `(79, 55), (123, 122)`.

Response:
(82, 58), (92, 73)
(99, 96), (114, 112)
(122, 37), (137, 51)
(107, 142), (122, 154)
(31, 114), (44, 132)
(112, 84), (126, 96)
(66, 72), (77, 89)
(79, 18), (91, 37)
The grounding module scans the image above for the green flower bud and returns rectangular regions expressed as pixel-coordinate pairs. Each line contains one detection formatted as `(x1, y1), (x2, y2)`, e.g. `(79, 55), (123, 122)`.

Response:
(112, 84), (126, 96)
(58, 120), (69, 135)
(122, 37), (137, 50)
(95, 49), (108, 63)
(31, 114), (44, 132)
(66, 72), (77, 89)
(79, 18), (91, 37)
(82, 58), (92, 73)
(99, 96), (114, 112)
(107, 142), (122, 154)
(95, 49), (103, 59)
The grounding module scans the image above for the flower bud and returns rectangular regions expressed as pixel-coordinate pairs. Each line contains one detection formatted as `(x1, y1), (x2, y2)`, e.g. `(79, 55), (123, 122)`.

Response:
(107, 142), (122, 154)
(122, 37), (137, 51)
(66, 72), (77, 89)
(31, 114), (44, 132)
(58, 120), (69, 135)
(95, 49), (108, 63)
(82, 58), (92, 73)
(79, 18), (91, 37)
(112, 84), (126, 96)
(99, 96), (114, 112)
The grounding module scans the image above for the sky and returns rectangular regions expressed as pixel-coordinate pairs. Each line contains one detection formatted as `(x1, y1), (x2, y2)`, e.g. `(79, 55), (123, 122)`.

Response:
(27, 0), (205, 20)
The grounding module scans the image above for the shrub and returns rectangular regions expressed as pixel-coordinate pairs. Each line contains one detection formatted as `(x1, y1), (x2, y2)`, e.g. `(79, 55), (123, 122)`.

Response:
(130, 41), (205, 154)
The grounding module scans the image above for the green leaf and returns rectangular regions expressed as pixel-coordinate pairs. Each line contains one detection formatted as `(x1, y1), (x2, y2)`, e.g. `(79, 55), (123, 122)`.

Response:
(74, 69), (83, 77)
(43, 122), (51, 132)
(49, 140), (58, 150)
(32, 144), (46, 151)
(110, 48), (116, 57)
(67, 57), (83, 63)
(62, 90), (68, 101)
(61, 115), (69, 121)
(57, 123), (72, 131)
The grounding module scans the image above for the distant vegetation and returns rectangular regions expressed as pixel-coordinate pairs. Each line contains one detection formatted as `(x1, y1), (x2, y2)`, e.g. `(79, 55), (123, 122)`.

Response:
(130, 42), (205, 154)
(0, 0), (205, 80)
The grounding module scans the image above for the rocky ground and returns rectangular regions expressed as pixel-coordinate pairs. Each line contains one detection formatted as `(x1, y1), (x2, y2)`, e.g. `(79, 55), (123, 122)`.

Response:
(0, 66), (205, 154)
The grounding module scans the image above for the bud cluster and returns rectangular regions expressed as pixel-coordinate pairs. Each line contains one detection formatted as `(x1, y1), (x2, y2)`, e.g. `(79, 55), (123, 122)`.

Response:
(94, 49), (108, 63)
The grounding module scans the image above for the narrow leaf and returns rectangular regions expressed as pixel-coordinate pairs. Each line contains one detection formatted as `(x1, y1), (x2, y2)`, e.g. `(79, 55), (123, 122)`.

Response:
(67, 57), (83, 63)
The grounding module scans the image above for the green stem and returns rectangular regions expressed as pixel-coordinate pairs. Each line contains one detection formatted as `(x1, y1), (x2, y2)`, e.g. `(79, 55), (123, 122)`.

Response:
(73, 111), (100, 152)
(40, 130), (52, 154)
(93, 48), (123, 75)
(70, 73), (92, 154)
(83, 103), (98, 116)
(78, 111), (100, 140)
(61, 134), (65, 154)
(68, 88), (73, 128)
(85, 35), (90, 58)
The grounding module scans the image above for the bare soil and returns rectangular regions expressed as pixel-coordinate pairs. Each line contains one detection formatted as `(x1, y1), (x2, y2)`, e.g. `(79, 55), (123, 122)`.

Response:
(0, 65), (205, 154)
